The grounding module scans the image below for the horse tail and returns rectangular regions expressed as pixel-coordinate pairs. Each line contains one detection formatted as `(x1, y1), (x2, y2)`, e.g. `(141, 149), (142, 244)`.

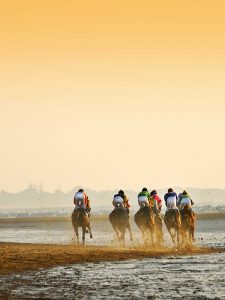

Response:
(147, 213), (154, 227)
(175, 211), (181, 228)
(149, 208), (155, 226)
(75, 211), (81, 224)
(183, 204), (189, 213)
(72, 210), (82, 227)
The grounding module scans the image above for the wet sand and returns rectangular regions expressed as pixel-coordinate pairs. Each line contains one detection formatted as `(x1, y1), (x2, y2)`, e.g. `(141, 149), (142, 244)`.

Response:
(1, 242), (225, 275)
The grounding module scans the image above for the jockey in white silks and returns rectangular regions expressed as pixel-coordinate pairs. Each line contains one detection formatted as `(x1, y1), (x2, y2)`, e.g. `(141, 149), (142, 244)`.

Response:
(112, 193), (124, 209)
(73, 189), (91, 215)
(137, 188), (150, 208)
(178, 190), (194, 211)
(164, 188), (179, 211)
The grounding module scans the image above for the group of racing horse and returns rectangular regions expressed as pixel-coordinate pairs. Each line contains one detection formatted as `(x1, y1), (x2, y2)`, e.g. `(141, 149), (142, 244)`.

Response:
(109, 201), (195, 247)
(71, 188), (195, 247)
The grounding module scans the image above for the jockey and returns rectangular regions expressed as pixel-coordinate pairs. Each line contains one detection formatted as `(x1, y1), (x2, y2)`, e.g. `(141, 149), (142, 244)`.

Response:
(150, 190), (163, 225)
(112, 190), (130, 213)
(120, 190), (131, 214)
(178, 190), (194, 211)
(164, 188), (179, 211)
(138, 188), (150, 208)
(73, 189), (91, 215)
(150, 190), (162, 212)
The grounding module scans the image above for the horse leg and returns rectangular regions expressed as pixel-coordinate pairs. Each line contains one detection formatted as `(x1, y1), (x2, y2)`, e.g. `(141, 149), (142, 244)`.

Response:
(74, 226), (79, 245)
(144, 228), (151, 246)
(180, 226), (185, 246)
(127, 223), (133, 242)
(177, 227), (181, 247)
(188, 227), (195, 246)
(191, 227), (195, 243)
(121, 229), (126, 247)
(188, 230), (192, 246)
(166, 225), (175, 245)
(137, 224), (148, 245)
(150, 228), (154, 247)
(82, 226), (86, 246)
(112, 224), (120, 242)
(156, 215), (163, 245)
(139, 226), (147, 245)
(191, 216), (195, 243)
(87, 222), (93, 239)
(155, 223), (163, 246)
(159, 226), (164, 245)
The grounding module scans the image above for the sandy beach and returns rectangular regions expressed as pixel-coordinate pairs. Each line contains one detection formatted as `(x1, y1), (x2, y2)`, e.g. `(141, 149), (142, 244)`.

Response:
(1, 242), (225, 275)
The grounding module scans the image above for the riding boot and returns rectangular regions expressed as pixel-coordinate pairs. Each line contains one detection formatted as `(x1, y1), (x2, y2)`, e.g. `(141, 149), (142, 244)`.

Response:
(85, 209), (90, 217)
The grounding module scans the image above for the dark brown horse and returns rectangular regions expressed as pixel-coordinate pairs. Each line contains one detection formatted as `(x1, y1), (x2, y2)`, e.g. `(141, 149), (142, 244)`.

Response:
(109, 206), (133, 247)
(134, 206), (155, 246)
(180, 205), (195, 246)
(71, 208), (93, 245)
(164, 209), (181, 246)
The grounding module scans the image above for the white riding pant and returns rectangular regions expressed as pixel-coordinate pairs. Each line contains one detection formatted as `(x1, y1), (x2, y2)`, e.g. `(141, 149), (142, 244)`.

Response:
(166, 196), (178, 211)
(138, 196), (149, 208)
(179, 197), (191, 209)
(113, 195), (124, 208)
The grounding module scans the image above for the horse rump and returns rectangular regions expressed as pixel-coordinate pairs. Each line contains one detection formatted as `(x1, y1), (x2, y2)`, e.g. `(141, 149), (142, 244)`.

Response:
(109, 208), (132, 245)
(109, 208), (128, 224)
(164, 209), (181, 228)
(181, 206), (195, 244)
(72, 208), (89, 227)
(134, 207), (155, 230)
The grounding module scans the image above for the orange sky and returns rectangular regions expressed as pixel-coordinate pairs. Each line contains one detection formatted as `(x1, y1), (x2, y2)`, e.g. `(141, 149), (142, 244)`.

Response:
(0, 0), (225, 192)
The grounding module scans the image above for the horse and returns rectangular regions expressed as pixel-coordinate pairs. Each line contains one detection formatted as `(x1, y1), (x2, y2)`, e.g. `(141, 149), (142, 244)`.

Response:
(164, 209), (181, 246)
(109, 204), (133, 247)
(180, 205), (195, 246)
(134, 206), (155, 246)
(71, 207), (93, 246)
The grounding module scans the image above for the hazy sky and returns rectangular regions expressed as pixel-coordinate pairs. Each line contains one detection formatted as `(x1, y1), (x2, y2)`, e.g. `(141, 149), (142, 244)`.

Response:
(0, 0), (225, 192)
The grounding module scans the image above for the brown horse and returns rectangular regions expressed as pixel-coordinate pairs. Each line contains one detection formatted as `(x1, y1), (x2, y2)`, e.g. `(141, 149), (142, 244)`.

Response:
(134, 206), (155, 246)
(164, 209), (181, 246)
(180, 205), (195, 246)
(109, 206), (133, 247)
(71, 208), (93, 245)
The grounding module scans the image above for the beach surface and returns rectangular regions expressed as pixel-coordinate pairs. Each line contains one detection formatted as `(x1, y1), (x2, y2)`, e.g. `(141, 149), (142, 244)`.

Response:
(1, 242), (225, 275)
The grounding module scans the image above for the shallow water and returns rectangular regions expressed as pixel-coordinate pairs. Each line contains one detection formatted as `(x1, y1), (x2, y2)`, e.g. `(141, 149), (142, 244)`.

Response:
(0, 217), (225, 248)
(0, 253), (225, 299)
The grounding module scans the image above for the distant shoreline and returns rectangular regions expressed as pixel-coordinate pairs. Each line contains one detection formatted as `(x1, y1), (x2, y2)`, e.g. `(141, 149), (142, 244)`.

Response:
(0, 211), (225, 223)
(0, 242), (224, 275)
